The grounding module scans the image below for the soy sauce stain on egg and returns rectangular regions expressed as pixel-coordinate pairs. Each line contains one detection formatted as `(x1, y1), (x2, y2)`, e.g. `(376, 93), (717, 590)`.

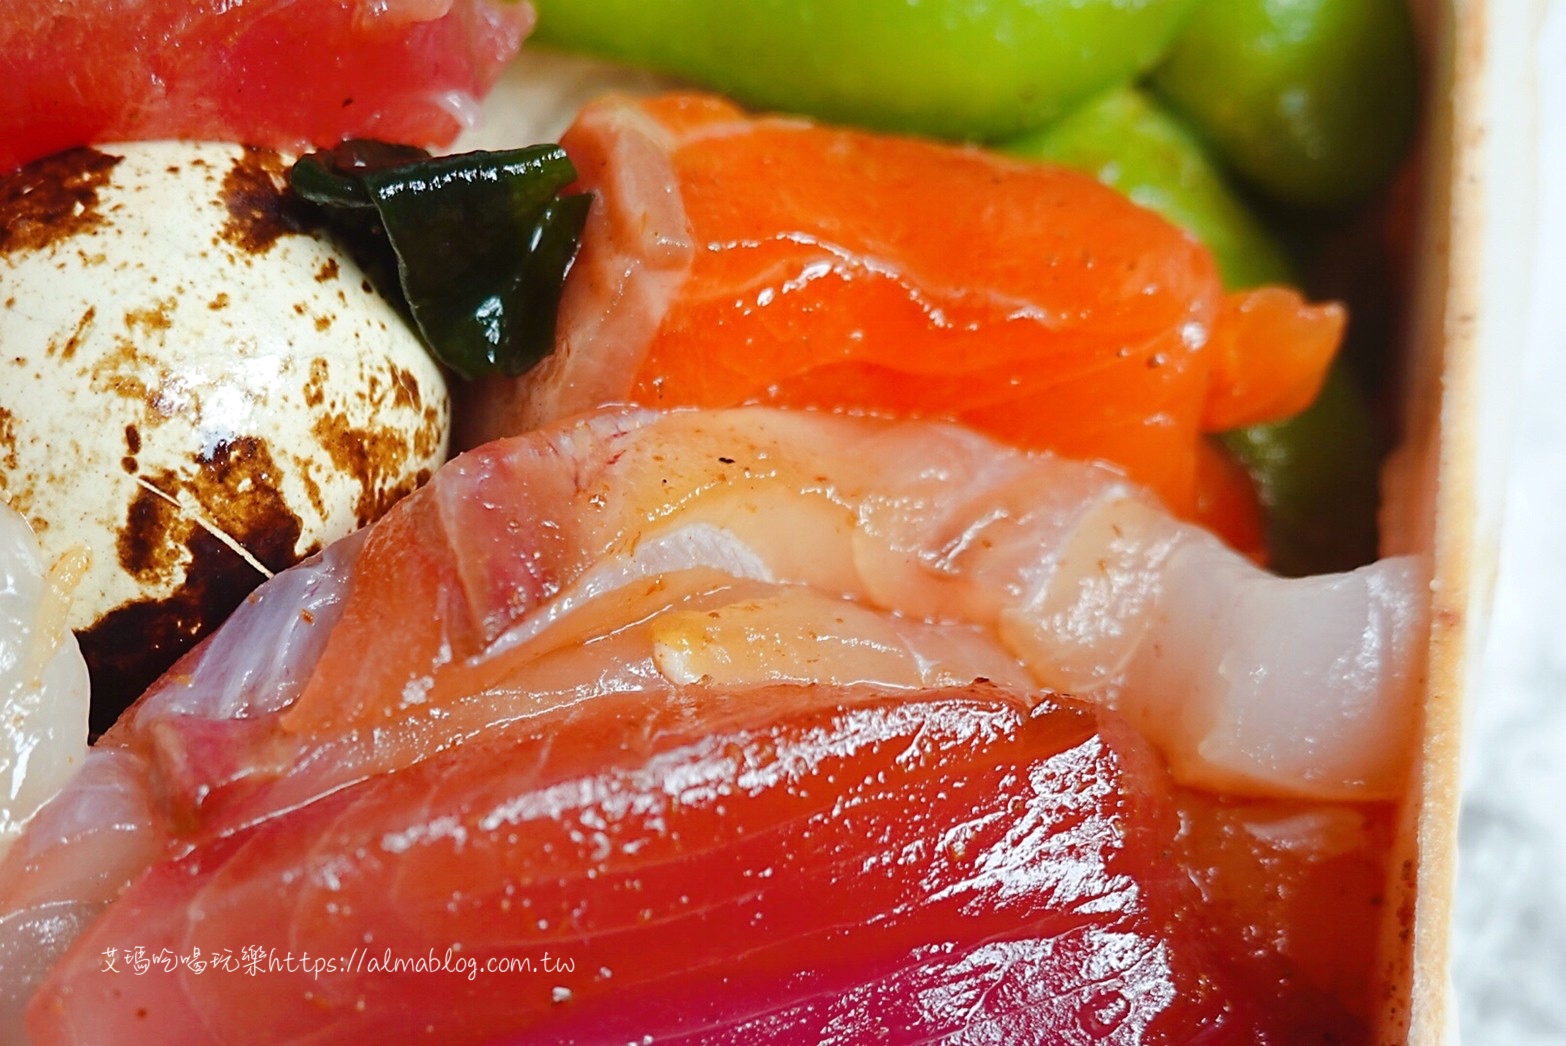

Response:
(0, 408), (17, 477)
(0, 148), (122, 255)
(219, 148), (316, 255)
(312, 410), (425, 527)
(82, 437), (314, 734)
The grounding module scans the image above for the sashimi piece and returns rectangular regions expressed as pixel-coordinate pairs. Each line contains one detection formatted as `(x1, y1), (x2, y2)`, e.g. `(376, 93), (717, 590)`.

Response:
(462, 93), (1343, 523)
(0, 524), (363, 1030)
(1201, 286), (1346, 430)
(1174, 790), (1398, 1029)
(3, 408), (1417, 902)
(0, 504), (100, 1030)
(29, 686), (1320, 1043)
(0, 748), (163, 1034)
(126, 575), (1033, 849)
(0, 505), (89, 860)
(294, 409), (1424, 792)
(88, 406), (1426, 858)
(0, 406), (1413, 1036)
(1119, 536), (1428, 798)
(0, 0), (531, 174)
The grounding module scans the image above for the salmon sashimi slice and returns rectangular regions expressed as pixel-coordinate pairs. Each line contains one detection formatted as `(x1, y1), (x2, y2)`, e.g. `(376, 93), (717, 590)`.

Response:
(463, 93), (1343, 525)
(28, 686), (1313, 1044)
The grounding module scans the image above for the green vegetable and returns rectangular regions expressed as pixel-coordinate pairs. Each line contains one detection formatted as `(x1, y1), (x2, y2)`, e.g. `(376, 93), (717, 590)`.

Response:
(1004, 86), (1295, 289)
(1150, 0), (1419, 210)
(531, 0), (1202, 141)
(1224, 365), (1380, 576)
(290, 142), (591, 381)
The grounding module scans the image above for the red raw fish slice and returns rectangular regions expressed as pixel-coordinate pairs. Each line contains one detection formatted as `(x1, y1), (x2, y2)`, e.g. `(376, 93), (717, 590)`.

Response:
(0, 0), (531, 174)
(29, 686), (1285, 1044)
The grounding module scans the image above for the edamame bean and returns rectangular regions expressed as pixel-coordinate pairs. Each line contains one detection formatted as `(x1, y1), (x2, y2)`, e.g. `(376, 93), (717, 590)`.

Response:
(1223, 365), (1380, 575)
(1004, 86), (1295, 290)
(531, 0), (1201, 141)
(1150, 0), (1419, 210)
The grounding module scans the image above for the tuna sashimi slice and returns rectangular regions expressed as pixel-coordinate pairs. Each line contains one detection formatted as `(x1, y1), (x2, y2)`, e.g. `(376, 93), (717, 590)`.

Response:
(0, 0), (531, 174)
(28, 687), (1293, 1044)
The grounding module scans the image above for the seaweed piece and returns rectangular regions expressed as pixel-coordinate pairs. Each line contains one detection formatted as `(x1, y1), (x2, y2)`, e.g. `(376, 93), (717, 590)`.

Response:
(291, 141), (590, 379)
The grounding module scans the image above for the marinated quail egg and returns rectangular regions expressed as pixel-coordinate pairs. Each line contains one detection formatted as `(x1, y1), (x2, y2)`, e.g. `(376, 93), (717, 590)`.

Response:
(0, 141), (450, 728)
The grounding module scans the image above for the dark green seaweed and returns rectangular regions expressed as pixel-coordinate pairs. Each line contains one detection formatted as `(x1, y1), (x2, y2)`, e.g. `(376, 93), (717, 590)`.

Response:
(290, 141), (590, 380)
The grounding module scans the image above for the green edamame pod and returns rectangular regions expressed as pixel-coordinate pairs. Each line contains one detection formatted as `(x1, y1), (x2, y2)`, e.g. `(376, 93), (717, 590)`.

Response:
(1150, 0), (1419, 210)
(530, 0), (1201, 141)
(1004, 86), (1295, 290)
(1223, 366), (1380, 576)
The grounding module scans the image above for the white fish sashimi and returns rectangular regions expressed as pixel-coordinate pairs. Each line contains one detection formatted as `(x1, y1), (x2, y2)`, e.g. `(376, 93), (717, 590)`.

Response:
(1122, 540), (1427, 799)
(126, 529), (365, 724)
(989, 491), (1428, 799)
(106, 406), (1425, 817)
(0, 748), (161, 1034)
(0, 504), (89, 858)
(0, 503), (97, 1034)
